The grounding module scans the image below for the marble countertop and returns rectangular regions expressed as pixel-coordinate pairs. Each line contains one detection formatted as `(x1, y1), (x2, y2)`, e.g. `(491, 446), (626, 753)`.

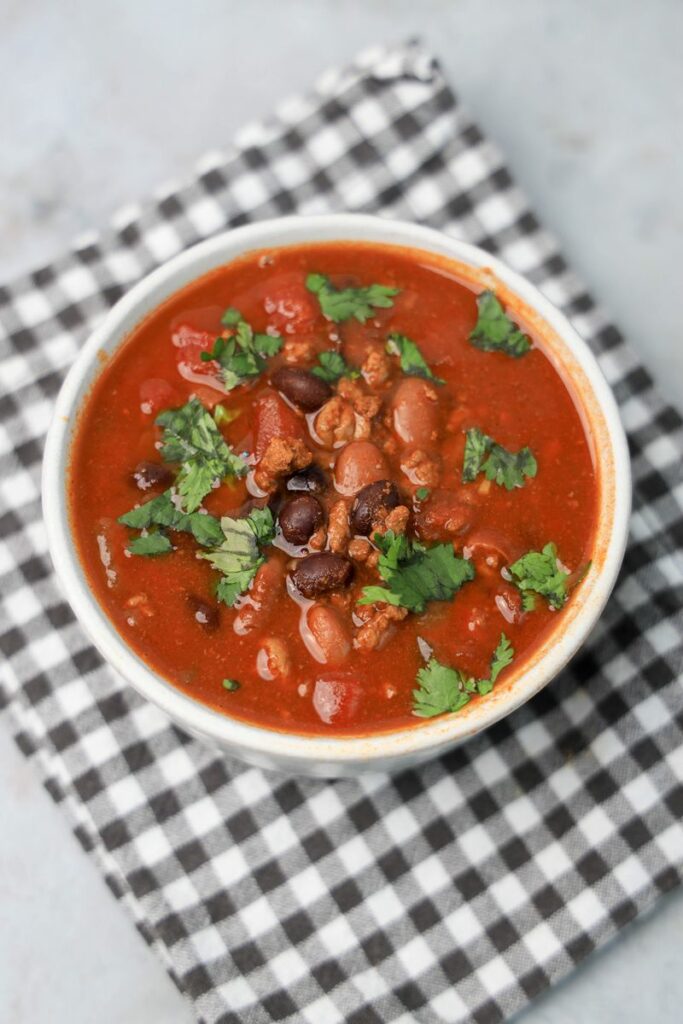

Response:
(1, 1), (681, 1021)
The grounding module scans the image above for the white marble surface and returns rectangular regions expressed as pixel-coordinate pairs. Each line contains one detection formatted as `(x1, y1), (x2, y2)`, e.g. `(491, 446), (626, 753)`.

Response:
(1, 1), (682, 1021)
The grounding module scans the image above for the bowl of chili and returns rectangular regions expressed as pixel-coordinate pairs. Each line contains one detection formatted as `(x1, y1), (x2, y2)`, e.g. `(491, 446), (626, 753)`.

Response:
(43, 215), (631, 776)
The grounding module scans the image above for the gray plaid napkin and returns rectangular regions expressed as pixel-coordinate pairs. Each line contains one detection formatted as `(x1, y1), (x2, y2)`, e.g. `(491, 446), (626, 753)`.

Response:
(1, 41), (682, 1024)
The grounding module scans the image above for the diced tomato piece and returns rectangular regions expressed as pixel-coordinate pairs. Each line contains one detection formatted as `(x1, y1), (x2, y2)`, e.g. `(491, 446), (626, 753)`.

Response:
(252, 389), (306, 459)
(172, 324), (216, 375)
(312, 674), (362, 726)
(139, 378), (180, 416)
(264, 279), (319, 333)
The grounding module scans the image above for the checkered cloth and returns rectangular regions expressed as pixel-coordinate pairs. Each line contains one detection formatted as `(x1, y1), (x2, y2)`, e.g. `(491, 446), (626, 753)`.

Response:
(1, 40), (682, 1024)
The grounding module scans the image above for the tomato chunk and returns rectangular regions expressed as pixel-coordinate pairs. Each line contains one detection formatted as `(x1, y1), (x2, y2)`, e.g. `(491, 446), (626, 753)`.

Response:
(312, 674), (362, 726)
(264, 279), (319, 333)
(252, 389), (306, 459)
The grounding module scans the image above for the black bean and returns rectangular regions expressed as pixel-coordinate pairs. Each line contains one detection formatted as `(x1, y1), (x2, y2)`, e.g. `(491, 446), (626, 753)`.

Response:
(286, 463), (328, 494)
(131, 461), (174, 491)
(271, 367), (332, 411)
(350, 480), (401, 535)
(186, 594), (219, 632)
(279, 495), (324, 546)
(291, 553), (353, 598)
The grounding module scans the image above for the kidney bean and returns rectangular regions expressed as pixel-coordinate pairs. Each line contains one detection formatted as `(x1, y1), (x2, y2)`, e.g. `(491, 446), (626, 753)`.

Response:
(279, 495), (325, 546)
(305, 604), (351, 665)
(312, 673), (362, 726)
(233, 559), (284, 634)
(463, 527), (524, 567)
(391, 377), (440, 447)
(350, 480), (401, 535)
(414, 489), (474, 542)
(285, 463), (328, 494)
(271, 367), (332, 411)
(256, 637), (291, 679)
(334, 441), (389, 496)
(291, 552), (353, 598)
(186, 594), (219, 632)
(131, 460), (174, 491)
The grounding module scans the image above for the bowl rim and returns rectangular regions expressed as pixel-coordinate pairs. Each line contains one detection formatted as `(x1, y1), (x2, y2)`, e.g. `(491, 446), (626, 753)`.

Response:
(42, 213), (631, 766)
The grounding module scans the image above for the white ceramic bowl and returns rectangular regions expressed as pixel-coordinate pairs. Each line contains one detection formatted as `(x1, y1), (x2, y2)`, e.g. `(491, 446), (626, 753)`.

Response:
(43, 214), (631, 777)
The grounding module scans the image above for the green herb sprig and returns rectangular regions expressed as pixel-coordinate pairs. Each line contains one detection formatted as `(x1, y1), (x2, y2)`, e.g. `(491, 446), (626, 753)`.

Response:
(462, 427), (537, 490)
(156, 397), (248, 513)
(306, 273), (399, 323)
(469, 291), (531, 357)
(412, 634), (514, 717)
(358, 530), (474, 614)
(200, 507), (276, 606)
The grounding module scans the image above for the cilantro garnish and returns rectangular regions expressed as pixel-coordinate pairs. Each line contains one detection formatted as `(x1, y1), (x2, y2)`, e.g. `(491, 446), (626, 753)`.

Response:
(306, 273), (399, 323)
(311, 350), (360, 383)
(412, 633), (514, 717)
(156, 398), (248, 513)
(358, 530), (474, 613)
(118, 489), (224, 551)
(462, 427), (537, 490)
(126, 532), (173, 557)
(222, 678), (240, 692)
(385, 333), (444, 384)
(508, 543), (585, 611)
(200, 310), (282, 391)
(200, 507), (276, 607)
(415, 487), (431, 502)
(469, 291), (531, 357)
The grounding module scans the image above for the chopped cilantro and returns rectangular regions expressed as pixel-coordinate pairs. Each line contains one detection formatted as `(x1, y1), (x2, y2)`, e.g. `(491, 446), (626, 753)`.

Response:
(509, 543), (576, 611)
(415, 487), (431, 502)
(386, 333), (444, 384)
(469, 291), (531, 357)
(358, 530), (474, 614)
(477, 634), (515, 695)
(200, 507), (276, 607)
(412, 633), (514, 717)
(462, 427), (537, 490)
(311, 350), (359, 383)
(118, 489), (224, 548)
(222, 678), (240, 692)
(200, 311), (282, 391)
(306, 272), (399, 323)
(221, 307), (242, 326)
(156, 398), (248, 513)
(126, 531), (173, 557)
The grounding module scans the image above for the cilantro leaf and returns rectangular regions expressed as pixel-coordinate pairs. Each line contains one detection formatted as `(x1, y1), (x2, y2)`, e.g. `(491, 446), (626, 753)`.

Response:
(200, 507), (276, 607)
(127, 532), (173, 557)
(412, 633), (514, 717)
(386, 333), (444, 384)
(478, 633), (514, 695)
(118, 489), (224, 551)
(462, 427), (537, 490)
(222, 678), (240, 692)
(156, 398), (248, 513)
(358, 531), (474, 613)
(311, 350), (359, 383)
(306, 272), (399, 323)
(509, 543), (572, 610)
(412, 661), (473, 717)
(469, 291), (531, 357)
(415, 487), (431, 502)
(201, 311), (282, 390)
(221, 307), (242, 326)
